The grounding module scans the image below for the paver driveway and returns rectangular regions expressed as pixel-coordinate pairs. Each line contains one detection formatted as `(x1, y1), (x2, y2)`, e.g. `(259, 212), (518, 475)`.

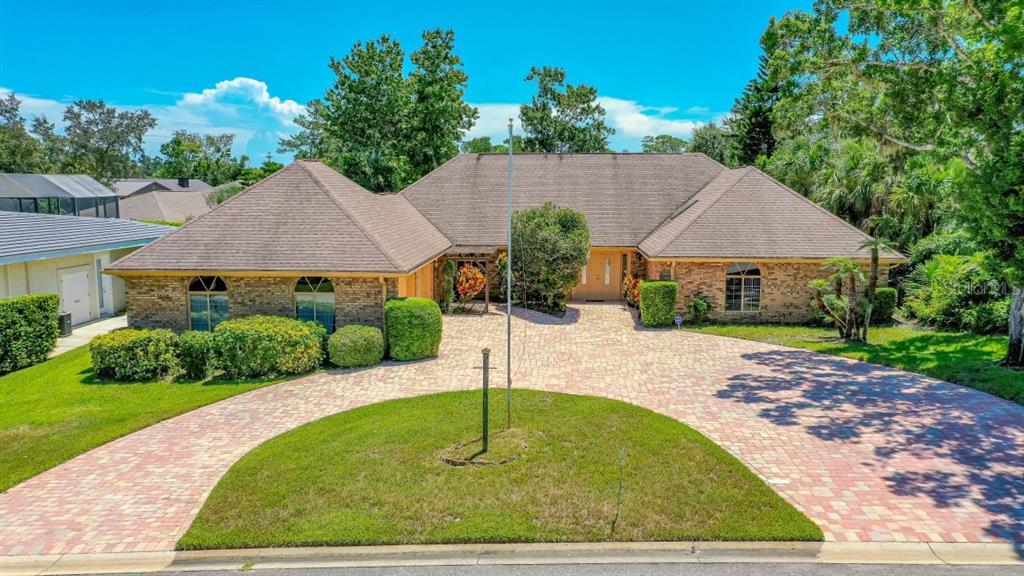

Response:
(1, 304), (1022, 555)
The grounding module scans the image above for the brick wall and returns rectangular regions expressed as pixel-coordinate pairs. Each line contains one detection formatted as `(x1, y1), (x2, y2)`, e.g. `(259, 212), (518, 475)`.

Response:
(124, 275), (392, 331)
(646, 261), (888, 324)
(125, 276), (190, 331)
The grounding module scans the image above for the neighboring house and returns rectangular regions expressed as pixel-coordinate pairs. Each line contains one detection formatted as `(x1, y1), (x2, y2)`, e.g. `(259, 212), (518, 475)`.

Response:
(113, 178), (213, 222)
(107, 155), (905, 333)
(0, 212), (173, 326)
(0, 174), (120, 218)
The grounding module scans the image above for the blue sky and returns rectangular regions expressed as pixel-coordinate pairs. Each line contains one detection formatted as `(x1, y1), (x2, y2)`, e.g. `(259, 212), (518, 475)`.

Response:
(0, 0), (811, 163)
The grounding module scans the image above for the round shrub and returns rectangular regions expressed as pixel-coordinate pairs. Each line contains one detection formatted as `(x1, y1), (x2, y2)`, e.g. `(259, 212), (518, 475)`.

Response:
(213, 316), (325, 378)
(178, 330), (215, 380)
(91, 328), (178, 381)
(869, 287), (898, 325)
(384, 297), (443, 361)
(328, 325), (385, 368)
(638, 280), (678, 327)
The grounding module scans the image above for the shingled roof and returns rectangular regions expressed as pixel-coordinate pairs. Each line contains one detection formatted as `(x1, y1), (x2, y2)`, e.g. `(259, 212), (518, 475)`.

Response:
(401, 153), (725, 247)
(108, 161), (451, 274)
(638, 167), (904, 260)
(404, 153), (904, 261)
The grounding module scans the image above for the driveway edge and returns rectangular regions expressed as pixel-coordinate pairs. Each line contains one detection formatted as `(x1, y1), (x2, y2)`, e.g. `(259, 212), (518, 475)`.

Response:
(2, 541), (1020, 575)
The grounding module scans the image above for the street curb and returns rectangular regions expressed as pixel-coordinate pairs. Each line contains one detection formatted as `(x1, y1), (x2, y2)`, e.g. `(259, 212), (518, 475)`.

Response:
(1, 541), (1020, 575)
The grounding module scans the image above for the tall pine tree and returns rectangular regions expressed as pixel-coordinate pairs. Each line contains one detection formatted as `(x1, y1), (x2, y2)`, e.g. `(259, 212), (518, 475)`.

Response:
(729, 55), (779, 165)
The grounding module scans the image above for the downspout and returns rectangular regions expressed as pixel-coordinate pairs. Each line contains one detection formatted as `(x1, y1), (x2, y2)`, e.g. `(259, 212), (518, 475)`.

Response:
(379, 276), (387, 336)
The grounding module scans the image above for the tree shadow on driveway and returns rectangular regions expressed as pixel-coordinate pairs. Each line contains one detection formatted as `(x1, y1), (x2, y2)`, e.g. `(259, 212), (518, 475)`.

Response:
(715, 349), (1024, 546)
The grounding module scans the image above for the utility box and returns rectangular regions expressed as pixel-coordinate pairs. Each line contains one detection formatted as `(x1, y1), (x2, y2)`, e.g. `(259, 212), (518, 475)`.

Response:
(58, 311), (72, 337)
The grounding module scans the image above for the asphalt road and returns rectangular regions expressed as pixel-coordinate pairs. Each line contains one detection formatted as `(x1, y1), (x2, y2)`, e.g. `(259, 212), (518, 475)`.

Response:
(99, 564), (1020, 576)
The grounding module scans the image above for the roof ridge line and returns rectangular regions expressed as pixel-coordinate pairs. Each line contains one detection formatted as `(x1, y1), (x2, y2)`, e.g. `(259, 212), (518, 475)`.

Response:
(298, 162), (404, 272)
(642, 167), (752, 253)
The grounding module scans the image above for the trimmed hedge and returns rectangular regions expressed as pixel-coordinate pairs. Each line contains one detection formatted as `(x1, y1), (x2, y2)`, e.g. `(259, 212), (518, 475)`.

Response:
(870, 287), (898, 325)
(212, 316), (325, 378)
(384, 297), (442, 361)
(328, 325), (385, 368)
(638, 281), (679, 327)
(91, 328), (178, 381)
(179, 330), (215, 380)
(0, 294), (60, 374)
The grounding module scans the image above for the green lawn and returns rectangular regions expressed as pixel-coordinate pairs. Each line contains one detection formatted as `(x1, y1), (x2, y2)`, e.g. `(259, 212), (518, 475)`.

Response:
(685, 324), (1022, 405)
(0, 346), (284, 492)
(179, 390), (821, 549)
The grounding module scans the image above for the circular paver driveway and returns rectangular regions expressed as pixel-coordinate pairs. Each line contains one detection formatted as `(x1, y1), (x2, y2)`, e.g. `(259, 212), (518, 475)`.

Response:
(1, 304), (1021, 555)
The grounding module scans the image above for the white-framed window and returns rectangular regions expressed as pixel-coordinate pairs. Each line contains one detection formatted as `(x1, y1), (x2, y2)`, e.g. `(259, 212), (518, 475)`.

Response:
(604, 256), (611, 285)
(581, 261), (588, 285)
(725, 263), (761, 312)
(295, 276), (335, 333)
(188, 276), (229, 331)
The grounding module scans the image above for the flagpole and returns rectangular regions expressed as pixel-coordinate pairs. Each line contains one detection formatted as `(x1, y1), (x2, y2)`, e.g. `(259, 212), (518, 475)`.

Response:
(506, 118), (513, 430)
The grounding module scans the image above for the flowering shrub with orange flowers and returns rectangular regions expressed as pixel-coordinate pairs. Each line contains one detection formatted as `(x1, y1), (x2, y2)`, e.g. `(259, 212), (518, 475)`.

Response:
(456, 264), (486, 306)
(622, 274), (641, 308)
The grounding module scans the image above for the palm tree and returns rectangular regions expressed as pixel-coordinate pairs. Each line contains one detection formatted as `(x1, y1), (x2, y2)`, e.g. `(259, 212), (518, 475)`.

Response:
(812, 257), (868, 341)
(859, 237), (895, 341)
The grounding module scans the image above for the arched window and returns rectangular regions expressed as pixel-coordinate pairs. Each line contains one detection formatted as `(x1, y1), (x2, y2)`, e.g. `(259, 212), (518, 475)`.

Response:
(725, 263), (760, 312)
(188, 276), (228, 331)
(295, 277), (335, 333)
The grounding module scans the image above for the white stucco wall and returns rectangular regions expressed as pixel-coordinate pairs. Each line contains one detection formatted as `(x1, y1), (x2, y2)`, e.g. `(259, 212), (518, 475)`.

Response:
(0, 247), (141, 324)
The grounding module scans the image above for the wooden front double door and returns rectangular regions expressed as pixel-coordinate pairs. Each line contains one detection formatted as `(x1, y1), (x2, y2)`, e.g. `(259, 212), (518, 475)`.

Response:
(571, 249), (631, 301)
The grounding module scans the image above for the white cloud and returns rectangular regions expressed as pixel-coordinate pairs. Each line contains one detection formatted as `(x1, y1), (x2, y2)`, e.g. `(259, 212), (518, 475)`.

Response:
(598, 96), (704, 138)
(685, 105), (711, 114)
(465, 103), (522, 142)
(0, 87), (70, 128)
(179, 77), (305, 125)
(0, 78), (303, 161)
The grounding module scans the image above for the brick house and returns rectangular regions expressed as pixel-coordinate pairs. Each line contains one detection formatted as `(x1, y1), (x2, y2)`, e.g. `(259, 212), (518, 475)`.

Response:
(106, 154), (904, 332)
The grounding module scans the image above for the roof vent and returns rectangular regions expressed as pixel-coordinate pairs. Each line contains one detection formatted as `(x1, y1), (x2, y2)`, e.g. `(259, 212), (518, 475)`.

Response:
(177, 178), (189, 189)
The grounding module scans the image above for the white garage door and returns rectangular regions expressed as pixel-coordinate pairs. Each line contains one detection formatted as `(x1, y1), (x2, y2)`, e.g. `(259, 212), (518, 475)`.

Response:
(59, 266), (92, 326)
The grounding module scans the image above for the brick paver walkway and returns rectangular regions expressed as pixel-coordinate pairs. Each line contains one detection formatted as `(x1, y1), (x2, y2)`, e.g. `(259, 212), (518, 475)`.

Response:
(1, 304), (1021, 555)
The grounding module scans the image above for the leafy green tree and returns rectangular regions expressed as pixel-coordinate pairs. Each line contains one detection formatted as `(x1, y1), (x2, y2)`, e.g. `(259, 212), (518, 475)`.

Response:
(765, 0), (1024, 364)
(60, 100), (156, 183)
(462, 137), (496, 153)
(511, 202), (590, 312)
(519, 66), (613, 153)
(728, 54), (779, 164)
(641, 134), (687, 153)
(406, 29), (478, 178)
(686, 122), (739, 166)
(155, 131), (248, 186)
(323, 35), (411, 192)
(0, 93), (44, 172)
(280, 31), (477, 192)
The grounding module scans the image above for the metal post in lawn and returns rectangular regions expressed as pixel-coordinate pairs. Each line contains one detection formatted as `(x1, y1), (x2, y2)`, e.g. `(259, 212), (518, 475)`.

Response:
(481, 348), (490, 453)
(506, 117), (514, 430)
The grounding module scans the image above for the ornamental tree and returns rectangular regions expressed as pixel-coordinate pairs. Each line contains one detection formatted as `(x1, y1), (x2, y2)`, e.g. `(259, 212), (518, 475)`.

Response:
(510, 203), (590, 313)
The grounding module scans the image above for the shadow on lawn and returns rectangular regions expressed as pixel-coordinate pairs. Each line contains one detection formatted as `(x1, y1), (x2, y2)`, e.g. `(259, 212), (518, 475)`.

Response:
(716, 349), (1024, 548)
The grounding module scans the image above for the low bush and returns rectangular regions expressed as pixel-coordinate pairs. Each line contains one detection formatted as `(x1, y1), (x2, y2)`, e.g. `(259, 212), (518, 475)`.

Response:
(91, 328), (178, 381)
(905, 252), (1010, 333)
(328, 325), (385, 368)
(213, 316), (325, 378)
(178, 331), (215, 380)
(385, 297), (443, 361)
(0, 294), (60, 374)
(870, 287), (898, 325)
(687, 294), (712, 324)
(638, 281), (678, 327)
